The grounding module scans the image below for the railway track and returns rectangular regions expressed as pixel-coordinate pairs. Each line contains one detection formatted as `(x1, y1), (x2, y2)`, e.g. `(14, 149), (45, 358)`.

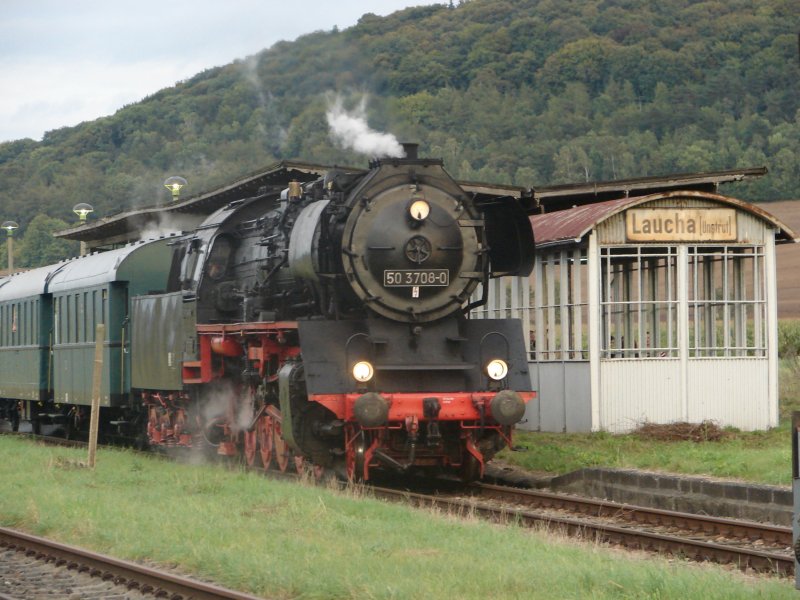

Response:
(0, 526), (264, 600)
(369, 483), (795, 576)
(3, 430), (795, 578)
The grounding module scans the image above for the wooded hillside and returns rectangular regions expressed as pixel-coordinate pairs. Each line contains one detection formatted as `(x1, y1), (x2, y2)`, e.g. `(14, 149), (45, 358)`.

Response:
(1, 0), (798, 267)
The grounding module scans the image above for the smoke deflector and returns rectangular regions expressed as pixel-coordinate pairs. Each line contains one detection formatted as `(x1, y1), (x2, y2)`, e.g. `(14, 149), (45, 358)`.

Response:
(480, 198), (535, 277)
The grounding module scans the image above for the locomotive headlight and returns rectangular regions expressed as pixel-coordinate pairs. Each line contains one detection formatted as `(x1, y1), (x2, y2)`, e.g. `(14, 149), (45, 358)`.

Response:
(485, 359), (509, 381)
(352, 361), (375, 383)
(409, 199), (430, 221)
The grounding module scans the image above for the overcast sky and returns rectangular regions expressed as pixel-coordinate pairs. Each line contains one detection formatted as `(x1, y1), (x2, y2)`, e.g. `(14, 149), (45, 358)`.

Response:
(0, 0), (441, 144)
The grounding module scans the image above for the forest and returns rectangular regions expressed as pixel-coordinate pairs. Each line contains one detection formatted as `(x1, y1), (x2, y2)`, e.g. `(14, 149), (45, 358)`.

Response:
(0, 0), (798, 268)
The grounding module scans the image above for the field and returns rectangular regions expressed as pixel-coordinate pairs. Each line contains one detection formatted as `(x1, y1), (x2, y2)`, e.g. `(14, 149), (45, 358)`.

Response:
(758, 200), (800, 319)
(0, 436), (795, 600)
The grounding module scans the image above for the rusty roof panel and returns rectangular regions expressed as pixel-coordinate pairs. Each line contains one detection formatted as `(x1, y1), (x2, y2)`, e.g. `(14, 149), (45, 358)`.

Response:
(530, 197), (637, 248)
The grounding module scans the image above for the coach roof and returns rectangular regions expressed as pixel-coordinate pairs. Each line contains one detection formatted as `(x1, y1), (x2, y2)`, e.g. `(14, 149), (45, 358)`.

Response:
(0, 265), (59, 302)
(47, 236), (177, 294)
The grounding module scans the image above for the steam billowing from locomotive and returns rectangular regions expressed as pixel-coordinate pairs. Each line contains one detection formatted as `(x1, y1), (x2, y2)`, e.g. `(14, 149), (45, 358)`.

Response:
(325, 96), (405, 158)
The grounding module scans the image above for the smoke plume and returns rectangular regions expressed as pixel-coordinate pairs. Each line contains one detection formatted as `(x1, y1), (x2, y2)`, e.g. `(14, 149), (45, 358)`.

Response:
(135, 213), (202, 241)
(326, 95), (404, 158)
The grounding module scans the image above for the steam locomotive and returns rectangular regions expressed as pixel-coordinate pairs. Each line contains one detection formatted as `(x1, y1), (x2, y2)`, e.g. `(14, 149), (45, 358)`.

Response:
(0, 145), (535, 481)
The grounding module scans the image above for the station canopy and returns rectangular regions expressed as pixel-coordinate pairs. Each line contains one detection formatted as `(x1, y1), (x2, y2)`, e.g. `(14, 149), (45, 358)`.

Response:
(54, 161), (769, 250)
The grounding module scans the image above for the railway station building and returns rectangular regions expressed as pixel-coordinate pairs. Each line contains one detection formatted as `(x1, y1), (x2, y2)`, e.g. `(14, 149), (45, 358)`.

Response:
(54, 162), (795, 433)
(475, 173), (797, 433)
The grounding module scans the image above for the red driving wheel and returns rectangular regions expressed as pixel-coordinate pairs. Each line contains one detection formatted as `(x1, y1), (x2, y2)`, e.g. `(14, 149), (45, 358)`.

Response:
(273, 419), (290, 472)
(243, 430), (257, 466)
(257, 416), (273, 470)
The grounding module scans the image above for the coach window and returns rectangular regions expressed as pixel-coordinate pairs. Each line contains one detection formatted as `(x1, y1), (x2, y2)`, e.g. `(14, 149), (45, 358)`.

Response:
(23, 301), (29, 345)
(54, 298), (61, 344)
(600, 246), (679, 359)
(74, 293), (80, 343)
(90, 290), (97, 341)
(78, 292), (85, 343)
(67, 295), (73, 343)
(33, 299), (38, 343)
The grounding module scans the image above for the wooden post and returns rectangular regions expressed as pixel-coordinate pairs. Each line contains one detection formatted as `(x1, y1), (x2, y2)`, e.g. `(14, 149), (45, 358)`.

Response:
(88, 323), (105, 468)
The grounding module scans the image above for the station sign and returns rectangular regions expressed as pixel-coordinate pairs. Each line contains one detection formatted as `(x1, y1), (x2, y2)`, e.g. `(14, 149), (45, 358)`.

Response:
(626, 208), (737, 242)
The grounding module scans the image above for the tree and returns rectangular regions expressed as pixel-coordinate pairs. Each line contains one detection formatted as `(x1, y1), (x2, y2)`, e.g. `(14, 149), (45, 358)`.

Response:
(16, 214), (80, 268)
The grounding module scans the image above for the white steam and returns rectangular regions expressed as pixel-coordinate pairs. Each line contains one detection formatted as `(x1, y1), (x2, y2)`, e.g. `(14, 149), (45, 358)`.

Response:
(136, 213), (201, 241)
(326, 95), (404, 158)
(200, 380), (255, 435)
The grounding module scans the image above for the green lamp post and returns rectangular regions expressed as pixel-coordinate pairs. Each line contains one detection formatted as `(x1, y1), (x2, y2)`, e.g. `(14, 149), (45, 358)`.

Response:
(164, 176), (187, 202)
(73, 203), (94, 256)
(1, 220), (19, 272)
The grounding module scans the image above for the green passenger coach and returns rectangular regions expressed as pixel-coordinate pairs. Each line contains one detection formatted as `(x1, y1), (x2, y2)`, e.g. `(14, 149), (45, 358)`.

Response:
(47, 239), (175, 407)
(0, 265), (54, 402)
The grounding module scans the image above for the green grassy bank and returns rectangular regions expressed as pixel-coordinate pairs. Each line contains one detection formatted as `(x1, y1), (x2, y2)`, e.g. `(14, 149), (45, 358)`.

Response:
(0, 437), (793, 599)
(501, 426), (791, 485)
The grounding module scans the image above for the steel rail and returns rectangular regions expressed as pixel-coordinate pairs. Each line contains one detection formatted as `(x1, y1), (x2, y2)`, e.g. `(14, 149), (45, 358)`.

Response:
(368, 485), (794, 575)
(474, 482), (792, 546)
(0, 526), (265, 600)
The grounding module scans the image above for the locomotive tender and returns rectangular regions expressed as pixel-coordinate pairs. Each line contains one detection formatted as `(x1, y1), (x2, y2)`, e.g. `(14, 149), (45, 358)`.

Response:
(0, 145), (535, 480)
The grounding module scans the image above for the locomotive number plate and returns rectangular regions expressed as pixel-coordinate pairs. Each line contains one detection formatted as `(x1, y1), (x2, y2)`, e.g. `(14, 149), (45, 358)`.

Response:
(383, 269), (449, 287)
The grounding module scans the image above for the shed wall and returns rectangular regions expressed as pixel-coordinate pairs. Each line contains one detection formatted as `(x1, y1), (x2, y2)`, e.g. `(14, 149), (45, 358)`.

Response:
(687, 359), (770, 430)
(598, 360), (682, 432)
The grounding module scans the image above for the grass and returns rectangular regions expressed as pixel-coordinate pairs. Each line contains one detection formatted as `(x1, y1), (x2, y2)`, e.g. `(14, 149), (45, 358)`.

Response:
(501, 427), (791, 485)
(498, 352), (800, 486)
(0, 436), (795, 599)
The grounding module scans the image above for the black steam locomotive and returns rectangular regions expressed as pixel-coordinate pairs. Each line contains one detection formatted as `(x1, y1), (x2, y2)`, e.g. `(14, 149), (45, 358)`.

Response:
(0, 145), (535, 481)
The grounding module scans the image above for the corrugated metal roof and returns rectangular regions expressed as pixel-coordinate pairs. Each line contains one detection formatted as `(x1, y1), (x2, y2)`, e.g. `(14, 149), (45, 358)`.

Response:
(530, 190), (798, 249)
(532, 166), (766, 211)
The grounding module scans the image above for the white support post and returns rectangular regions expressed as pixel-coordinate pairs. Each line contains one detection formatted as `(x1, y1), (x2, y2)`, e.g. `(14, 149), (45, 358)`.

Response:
(678, 245), (689, 422)
(766, 233), (779, 427)
(588, 233), (601, 431)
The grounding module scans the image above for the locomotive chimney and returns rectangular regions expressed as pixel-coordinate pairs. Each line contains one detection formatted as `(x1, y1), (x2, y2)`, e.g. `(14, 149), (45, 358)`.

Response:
(401, 143), (419, 160)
